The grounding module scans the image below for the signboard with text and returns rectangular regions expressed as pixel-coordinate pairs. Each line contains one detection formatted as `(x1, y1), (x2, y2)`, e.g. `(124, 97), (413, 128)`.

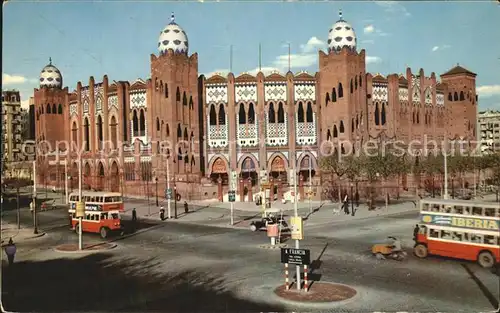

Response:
(420, 214), (499, 231)
(280, 248), (310, 265)
(290, 216), (304, 240)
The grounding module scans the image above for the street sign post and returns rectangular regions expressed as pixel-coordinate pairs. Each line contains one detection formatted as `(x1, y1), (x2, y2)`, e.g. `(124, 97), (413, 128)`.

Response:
(228, 190), (236, 202)
(280, 248), (311, 265)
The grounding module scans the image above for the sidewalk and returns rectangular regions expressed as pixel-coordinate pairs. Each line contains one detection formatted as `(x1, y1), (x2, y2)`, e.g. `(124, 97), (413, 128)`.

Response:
(1, 222), (46, 246)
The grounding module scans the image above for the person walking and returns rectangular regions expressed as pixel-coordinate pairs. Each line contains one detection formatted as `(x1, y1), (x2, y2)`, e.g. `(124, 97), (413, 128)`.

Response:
(4, 238), (17, 266)
(184, 201), (189, 214)
(343, 194), (350, 215)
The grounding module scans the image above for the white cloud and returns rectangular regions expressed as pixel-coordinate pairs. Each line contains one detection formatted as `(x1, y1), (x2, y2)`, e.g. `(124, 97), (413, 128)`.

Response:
(2, 73), (32, 85)
(21, 99), (30, 109)
(299, 36), (326, 54)
(246, 66), (282, 76)
(366, 56), (382, 64)
(203, 69), (230, 77)
(364, 25), (375, 34)
(431, 44), (451, 52)
(361, 39), (375, 44)
(376, 1), (411, 17)
(477, 85), (500, 98)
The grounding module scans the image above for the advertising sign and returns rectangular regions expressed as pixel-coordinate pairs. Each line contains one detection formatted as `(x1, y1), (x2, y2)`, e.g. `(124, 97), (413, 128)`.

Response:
(76, 201), (85, 218)
(290, 216), (304, 240)
(421, 214), (499, 231)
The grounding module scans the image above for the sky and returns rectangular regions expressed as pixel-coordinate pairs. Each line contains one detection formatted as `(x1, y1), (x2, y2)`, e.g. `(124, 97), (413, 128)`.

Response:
(3, 1), (500, 110)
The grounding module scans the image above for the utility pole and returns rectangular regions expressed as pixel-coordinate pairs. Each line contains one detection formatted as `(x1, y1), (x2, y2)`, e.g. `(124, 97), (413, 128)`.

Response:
(33, 160), (38, 234)
(78, 154), (83, 250)
(308, 159), (312, 214)
(443, 141), (449, 199)
(292, 167), (301, 291)
(166, 155), (171, 219)
(64, 161), (68, 204)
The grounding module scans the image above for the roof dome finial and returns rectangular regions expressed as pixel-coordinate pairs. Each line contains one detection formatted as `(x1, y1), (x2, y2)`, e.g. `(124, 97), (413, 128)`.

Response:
(49, 57), (52, 65)
(339, 9), (343, 20)
(170, 12), (175, 23)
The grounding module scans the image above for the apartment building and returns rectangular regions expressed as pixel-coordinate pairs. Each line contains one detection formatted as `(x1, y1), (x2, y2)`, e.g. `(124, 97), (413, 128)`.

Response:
(478, 110), (500, 153)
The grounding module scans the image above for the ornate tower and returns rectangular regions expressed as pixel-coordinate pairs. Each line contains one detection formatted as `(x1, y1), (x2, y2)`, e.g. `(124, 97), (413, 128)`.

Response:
(149, 13), (200, 178)
(318, 10), (367, 155)
(34, 58), (69, 151)
(440, 64), (477, 144)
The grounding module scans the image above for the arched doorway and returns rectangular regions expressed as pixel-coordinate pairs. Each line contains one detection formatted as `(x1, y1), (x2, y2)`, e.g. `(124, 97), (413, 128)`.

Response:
(110, 162), (119, 192)
(240, 157), (257, 201)
(210, 157), (228, 201)
(97, 162), (105, 191)
(270, 156), (287, 201)
(299, 155), (316, 201)
(70, 162), (78, 193)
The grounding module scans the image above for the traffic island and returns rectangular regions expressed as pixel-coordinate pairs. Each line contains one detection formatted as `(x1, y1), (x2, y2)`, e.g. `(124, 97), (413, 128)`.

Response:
(274, 282), (357, 304)
(54, 242), (117, 253)
(258, 243), (288, 249)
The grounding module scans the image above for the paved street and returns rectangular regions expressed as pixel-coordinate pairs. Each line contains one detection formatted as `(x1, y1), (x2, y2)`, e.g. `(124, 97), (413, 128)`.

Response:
(1, 201), (499, 312)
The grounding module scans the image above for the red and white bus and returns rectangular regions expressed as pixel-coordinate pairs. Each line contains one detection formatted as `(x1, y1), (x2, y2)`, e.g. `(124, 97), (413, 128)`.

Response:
(414, 198), (500, 268)
(69, 209), (124, 239)
(68, 191), (124, 212)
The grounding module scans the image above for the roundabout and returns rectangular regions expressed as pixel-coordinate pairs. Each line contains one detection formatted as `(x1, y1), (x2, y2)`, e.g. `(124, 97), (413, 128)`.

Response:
(54, 242), (117, 253)
(274, 282), (357, 305)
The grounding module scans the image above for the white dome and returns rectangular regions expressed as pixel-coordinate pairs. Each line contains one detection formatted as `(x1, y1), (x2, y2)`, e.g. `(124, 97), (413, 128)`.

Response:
(39, 58), (63, 88)
(158, 13), (189, 55)
(327, 10), (357, 53)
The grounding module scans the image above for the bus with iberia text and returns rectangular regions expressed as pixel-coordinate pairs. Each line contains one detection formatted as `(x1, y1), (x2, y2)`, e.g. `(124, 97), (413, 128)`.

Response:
(414, 198), (500, 268)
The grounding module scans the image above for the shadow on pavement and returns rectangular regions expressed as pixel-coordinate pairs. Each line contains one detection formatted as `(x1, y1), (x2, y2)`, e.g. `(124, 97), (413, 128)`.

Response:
(2, 253), (286, 312)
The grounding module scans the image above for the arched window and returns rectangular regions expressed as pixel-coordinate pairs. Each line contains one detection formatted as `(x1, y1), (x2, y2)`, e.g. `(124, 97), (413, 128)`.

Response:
(184, 127), (188, 141)
(110, 116), (118, 149)
(268, 102), (276, 123)
(356, 115), (359, 129)
(97, 115), (103, 150)
(448, 93), (453, 101)
(52, 104), (56, 114)
(218, 104), (226, 125)
(132, 110), (139, 136)
(209, 104), (217, 126)
(359, 75), (362, 87)
(177, 124), (182, 138)
(350, 79), (353, 93)
(165, 83), (169, 98)
(381, 103), (386, 125)
(46, 104), (51, 114)
(412, 111), (416, 124)
(306, 102), (313, 123)
(248, 103), (255, 124)
(459, 91), (464, 101)
(183, 92), (187, 106)
(351, 118), (355, 132)
(454, 92), (458, 101)
(355, 77), (358, 90)
(58, 104), (63, 114)
(139, 109), (146, 136)
(325, 93), (330, 106)
(238, 103), (246, 124)
(156, 118), (160, 131)
(338, 83), (344, 98)
(375, 103), (380, 126)
(333, 125), (338, 138)
(189, 96), (193, 109)
(277, 102), (285, 123)
(71, 122), (78, 148)
(41, 106), (44, 114)
(84, 117), (90, 151)
(339, 120), (345, 133)
(416, 111), (420, 124)
(166, 123), (170, 137)
(332, 88), (337, 102)
(176, 87), (181, 101)
(327, 129), (332, 141)
(297, 102), (304, 123)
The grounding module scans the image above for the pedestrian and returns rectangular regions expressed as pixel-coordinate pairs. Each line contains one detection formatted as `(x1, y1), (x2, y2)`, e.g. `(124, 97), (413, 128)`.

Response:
(413, 224), (420, 242)
(4, 238), (16, 266)
(184, 201), (189, 214)
(343, 194), (350, 215)
(160, 206), (165, 221)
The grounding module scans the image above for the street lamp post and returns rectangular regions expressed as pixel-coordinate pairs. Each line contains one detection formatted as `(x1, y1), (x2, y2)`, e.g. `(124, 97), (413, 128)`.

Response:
(174, 184), (178, 219)
(350, 182), (354, 215)
(443, 142), (449, 200)
(155, 177), (159, 207)
(32, 160), (38, 234)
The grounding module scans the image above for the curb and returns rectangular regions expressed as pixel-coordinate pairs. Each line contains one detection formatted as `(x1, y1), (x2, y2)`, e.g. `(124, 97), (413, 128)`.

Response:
(1, 232), (47, 245)
(258, 243), (288, 249)
(54, 243), (117, 254)
(272, 281), (360, 308)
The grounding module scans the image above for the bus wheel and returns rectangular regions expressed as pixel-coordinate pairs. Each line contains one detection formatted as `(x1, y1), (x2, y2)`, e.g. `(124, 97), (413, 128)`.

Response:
(478, 251), (495, 268)
(74, 223), (79, 234)
(414, 244), (428, 258)
(100, 227), (108, 239)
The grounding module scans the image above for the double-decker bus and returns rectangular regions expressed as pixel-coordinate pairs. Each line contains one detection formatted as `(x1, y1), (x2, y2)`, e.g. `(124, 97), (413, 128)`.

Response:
(69, 209), (123, 239)
(414, 198), (500, 268)
(68, 191), (124, 212)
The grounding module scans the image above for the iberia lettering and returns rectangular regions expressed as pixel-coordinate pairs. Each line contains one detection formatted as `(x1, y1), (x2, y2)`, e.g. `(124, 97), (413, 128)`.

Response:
(451, 217), (498, 230)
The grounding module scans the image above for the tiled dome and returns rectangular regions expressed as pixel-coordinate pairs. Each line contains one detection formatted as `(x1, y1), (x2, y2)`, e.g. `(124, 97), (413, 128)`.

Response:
(39, 58), (62, 88)
(328, 10), (357, 53)
(158, 12), (189, 55)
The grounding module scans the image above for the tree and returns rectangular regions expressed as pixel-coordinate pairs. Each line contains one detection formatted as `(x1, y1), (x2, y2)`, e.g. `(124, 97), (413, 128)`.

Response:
(3, 177), (33, 229)
(319, 151), (346, 203)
